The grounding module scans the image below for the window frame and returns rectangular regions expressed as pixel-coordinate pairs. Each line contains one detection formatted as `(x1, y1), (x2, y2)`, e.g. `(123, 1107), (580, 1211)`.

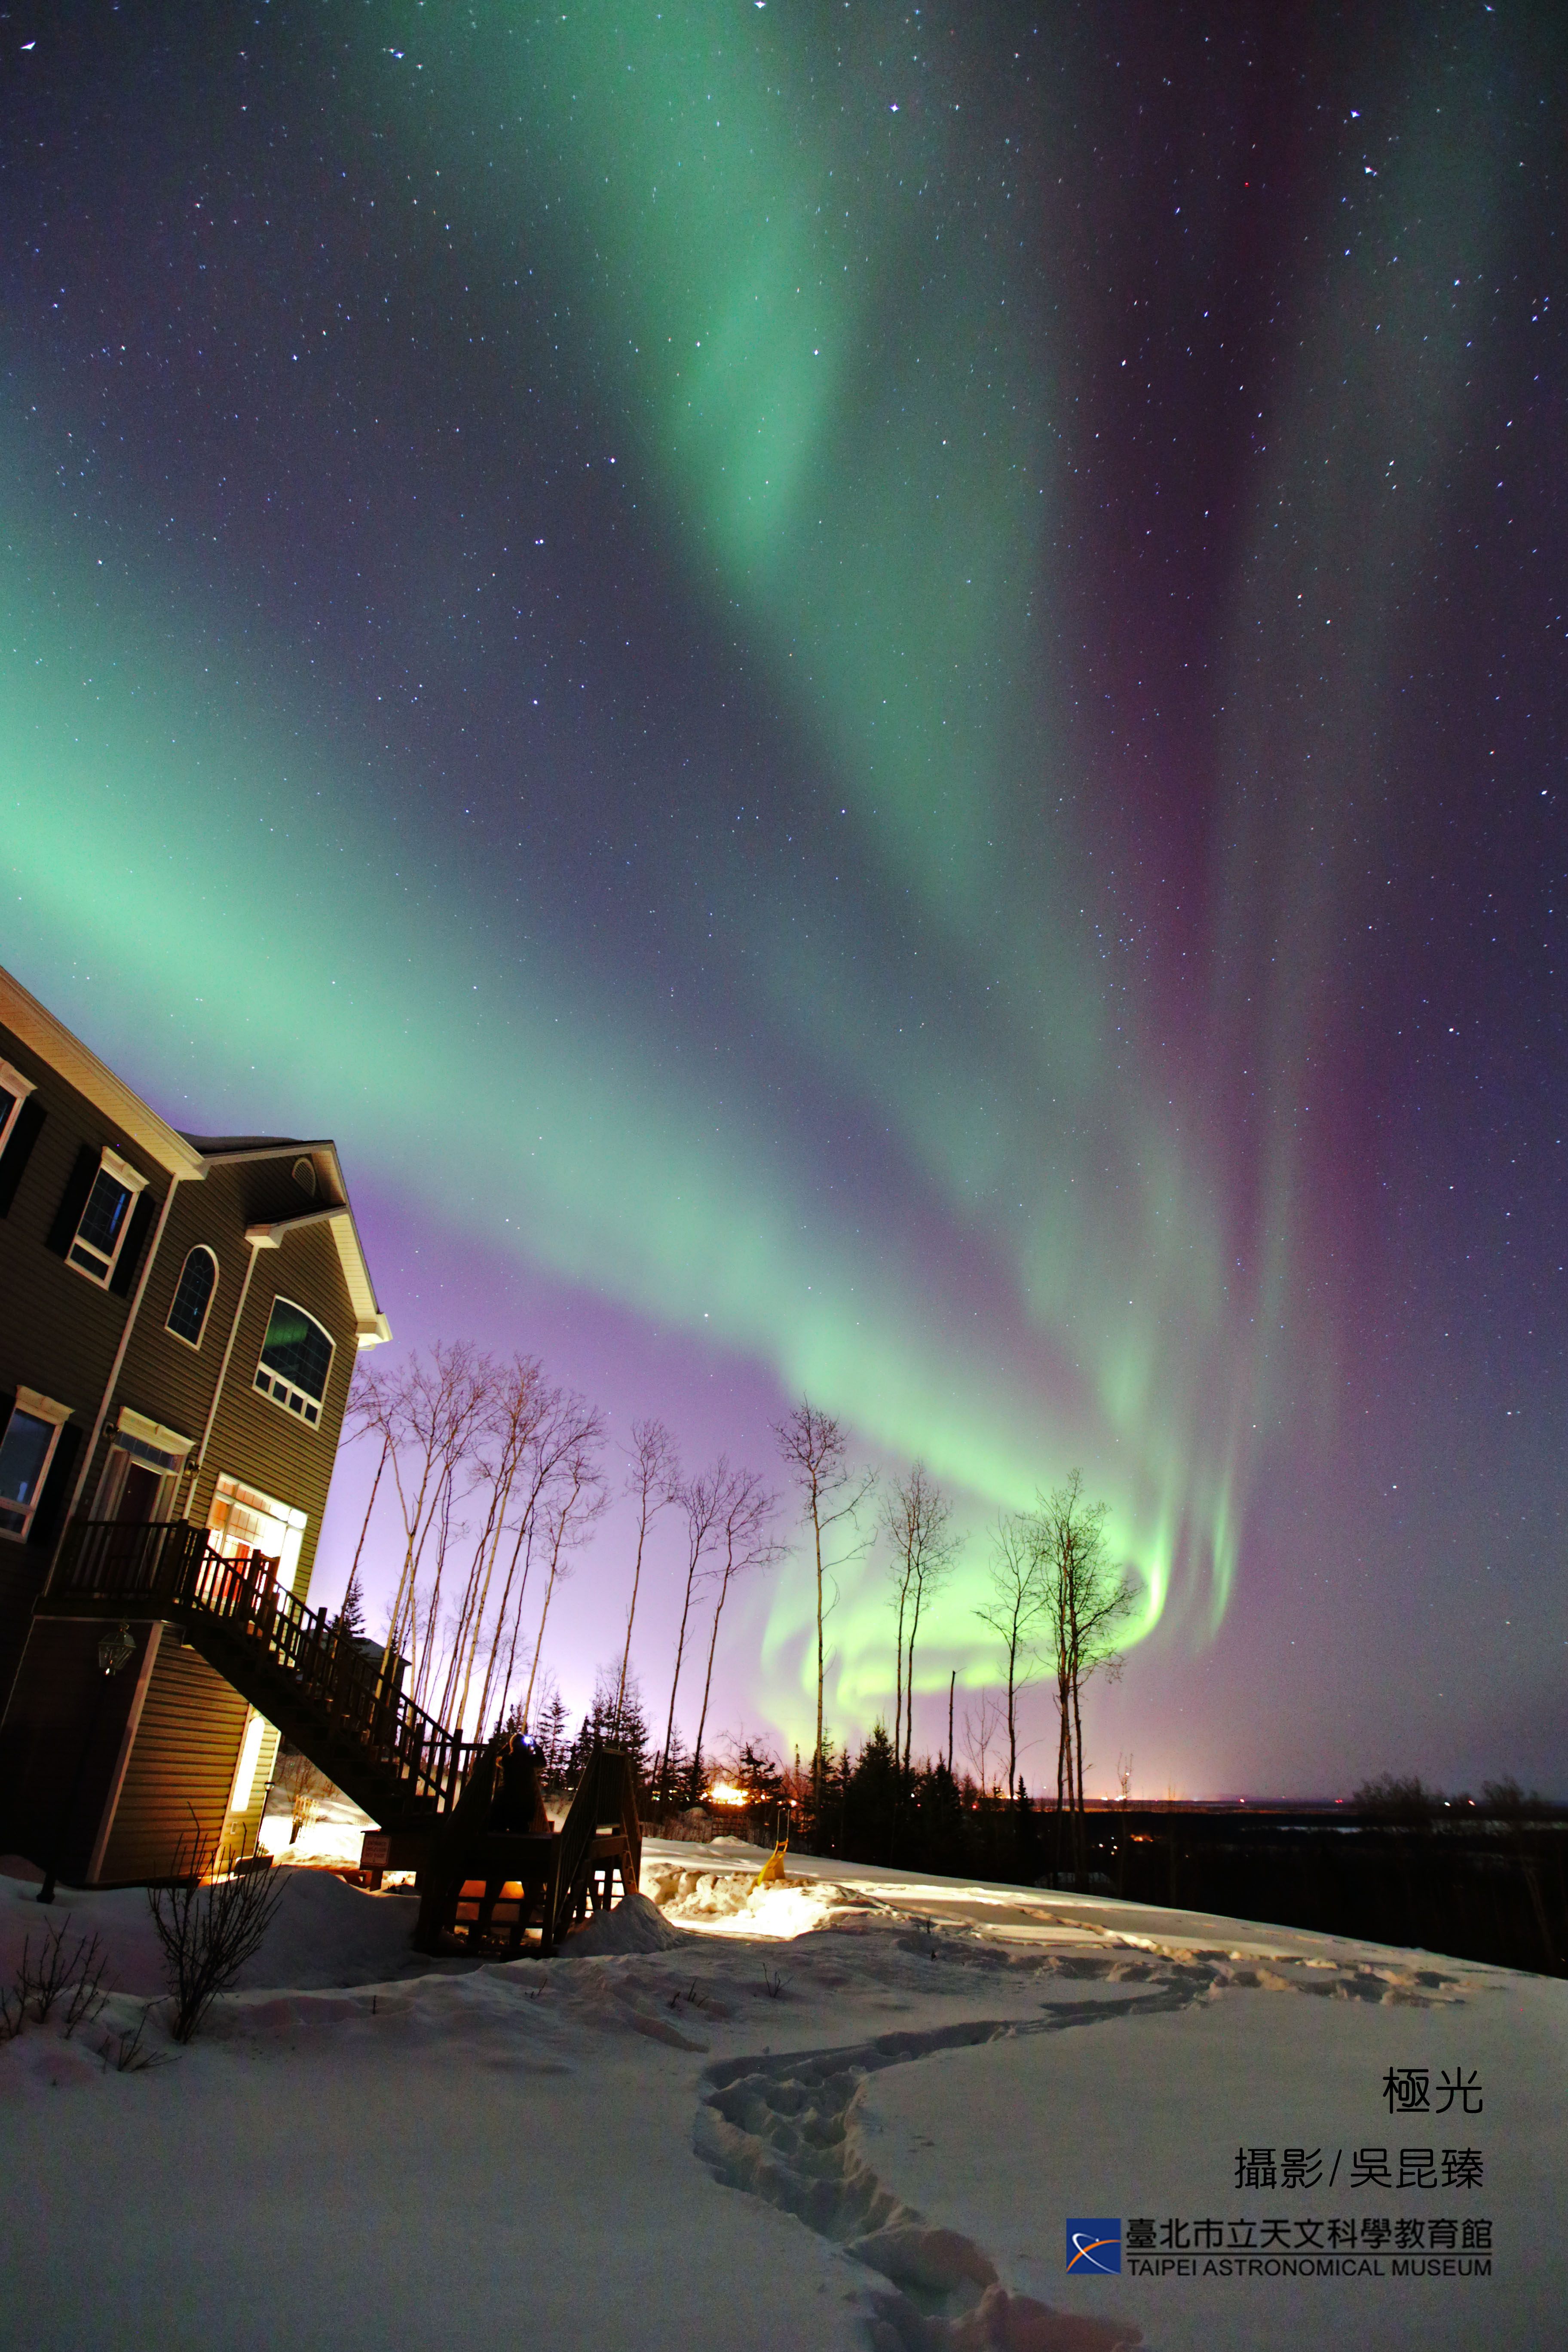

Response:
(0, 1387), (73, 1544)
(165, 1243), (220, 1350)
(65, 1146), (148, 1288)
(0, 1058), (36, 1162)
(253, 1294), (336, 1429)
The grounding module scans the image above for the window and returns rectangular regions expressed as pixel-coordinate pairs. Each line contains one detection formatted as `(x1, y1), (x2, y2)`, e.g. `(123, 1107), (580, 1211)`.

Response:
(254, 1297), (334, 1427)
(0, 1389), (71, 1541)
(208, 1473), (307, 1590)
(167, 1245), (218, 1347)
(67, 1147), (147, 1286)
(0, 1058), (35, 1160)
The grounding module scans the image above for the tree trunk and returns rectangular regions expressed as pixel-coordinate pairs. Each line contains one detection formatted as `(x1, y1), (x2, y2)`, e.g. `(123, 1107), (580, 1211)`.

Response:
(892, 1586), (907, 1773)
(615, 1508), (653, 1737)
(1004, 1624), (1019, 1795)
(812, 1491), (826, 1810)
(658, 1569), (701, 1804)
(1071, 1667), (1087, 1877)
(691, 1570), (733, 1786)
(903, 1582), (925, 1776)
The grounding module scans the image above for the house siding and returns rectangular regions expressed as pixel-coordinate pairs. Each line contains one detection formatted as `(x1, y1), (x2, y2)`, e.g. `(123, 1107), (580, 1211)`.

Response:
(0, 977), (385, 1885)
(96, 1638), (251, 1883)
(86, 1155), (358, 1603)
(0, 1014), (174, 1717)
(0, 1617), (151, 1880)
(190, 1219), (357, 1608)
(85, 1161), (364, 1871)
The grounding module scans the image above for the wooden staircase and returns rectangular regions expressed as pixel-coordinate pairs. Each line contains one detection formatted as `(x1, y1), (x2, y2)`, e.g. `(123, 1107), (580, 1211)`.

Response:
(47, 1519), (472, 1830)
(410, 1740), (642, 1957)
(46, 1522), (643, 1949)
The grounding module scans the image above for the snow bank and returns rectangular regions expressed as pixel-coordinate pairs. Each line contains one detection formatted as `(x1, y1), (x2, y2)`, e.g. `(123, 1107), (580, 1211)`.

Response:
(0, 1859), (420, 2002)
(0, 1864), (168, 1997)
(231, 1868), (420, 1989)
(642, 1855), (842, 1939)
(564, 1890), (688, 1956)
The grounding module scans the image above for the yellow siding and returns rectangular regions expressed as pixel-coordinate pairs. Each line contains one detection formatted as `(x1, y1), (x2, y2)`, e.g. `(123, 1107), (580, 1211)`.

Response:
(97, 1639), (250, 1883)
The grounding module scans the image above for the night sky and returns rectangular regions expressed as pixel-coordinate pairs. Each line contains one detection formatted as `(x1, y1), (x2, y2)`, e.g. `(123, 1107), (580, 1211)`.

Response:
(3, 2), (1563, 1795)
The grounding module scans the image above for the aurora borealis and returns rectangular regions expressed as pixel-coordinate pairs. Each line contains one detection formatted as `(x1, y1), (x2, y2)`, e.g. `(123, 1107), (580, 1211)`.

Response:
(3, 3), (1562, 1792)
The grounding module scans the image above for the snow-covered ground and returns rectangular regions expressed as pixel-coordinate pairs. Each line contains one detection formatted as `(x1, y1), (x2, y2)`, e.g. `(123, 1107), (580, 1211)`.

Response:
(0, 1838), (1559, 2349)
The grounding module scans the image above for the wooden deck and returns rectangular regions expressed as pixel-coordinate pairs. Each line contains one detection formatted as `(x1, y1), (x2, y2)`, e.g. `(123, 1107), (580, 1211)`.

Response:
(44, 1521), (640, 1948)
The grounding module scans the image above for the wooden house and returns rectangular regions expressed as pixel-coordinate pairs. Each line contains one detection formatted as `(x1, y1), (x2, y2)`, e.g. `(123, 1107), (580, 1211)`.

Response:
(0, 964), (390, 1883)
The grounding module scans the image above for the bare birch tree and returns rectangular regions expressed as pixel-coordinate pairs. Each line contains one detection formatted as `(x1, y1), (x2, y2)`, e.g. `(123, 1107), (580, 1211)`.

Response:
(519, 1425), (608, 1723)
(476, 1387), (606, 1733)
(1036, 1470), (1136, 1871)
(379, 1343), (491, 1702)
(962, 1691), (1007, 1798)
(774, 1403), (876, 1807)
(690, 1469), (781, 1785)
(656, 1460), (729, 1801)
(882, 1461), (959, 1774)
(438, 1354), (552, 1731)
(612, 1418), (680, 1739)
(340, 1360), (394, 1617)
(977, 1510), (1048, 1796)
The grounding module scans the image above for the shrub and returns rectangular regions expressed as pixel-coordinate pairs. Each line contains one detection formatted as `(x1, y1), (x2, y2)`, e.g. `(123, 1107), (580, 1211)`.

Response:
(147, 1826), (286, 2043)
(1352, 1774), (1441, 1825)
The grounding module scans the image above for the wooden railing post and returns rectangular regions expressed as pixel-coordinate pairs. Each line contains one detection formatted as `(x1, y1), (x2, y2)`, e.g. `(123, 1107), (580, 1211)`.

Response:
(43, 1522), (487, 1836)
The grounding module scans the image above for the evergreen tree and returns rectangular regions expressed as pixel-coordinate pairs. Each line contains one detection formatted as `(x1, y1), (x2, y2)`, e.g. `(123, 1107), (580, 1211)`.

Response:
(589, 1661), (651, 1788)
(609, 1678), (652, 1791)
(337, 1568), (367, 1643)
(656, 1725), (692, 1810)
(844, 1722), (900, 1863)
(734, 1741), (784, 1805)
(565, 1711), (597, 1786)
(533, 1688), (571, 1792)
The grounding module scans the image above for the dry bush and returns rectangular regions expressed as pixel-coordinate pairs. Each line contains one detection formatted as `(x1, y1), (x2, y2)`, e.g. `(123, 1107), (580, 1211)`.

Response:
(0, 1919), (112, 2048)
(147, 1825), (286, 2043)
(99, 2006), (164, 2073)
(1353, 1773), (1441, 1825)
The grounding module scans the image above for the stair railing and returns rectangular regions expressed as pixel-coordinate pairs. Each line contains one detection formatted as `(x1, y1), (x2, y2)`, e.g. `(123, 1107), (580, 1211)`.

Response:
(49, 1520), (474, 1821)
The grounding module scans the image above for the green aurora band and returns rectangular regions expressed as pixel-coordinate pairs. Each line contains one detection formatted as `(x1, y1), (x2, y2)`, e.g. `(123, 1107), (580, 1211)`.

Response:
(2, 2), (1522, 1738)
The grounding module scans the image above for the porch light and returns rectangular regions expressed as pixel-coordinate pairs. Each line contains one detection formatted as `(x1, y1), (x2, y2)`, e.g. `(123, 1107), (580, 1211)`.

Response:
(98, 1621), (137, 1678)
(38, 1623), (138, 1903)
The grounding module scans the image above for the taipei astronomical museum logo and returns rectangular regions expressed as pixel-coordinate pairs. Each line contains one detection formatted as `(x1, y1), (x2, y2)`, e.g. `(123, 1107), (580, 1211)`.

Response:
(1066, 2219), (1123, 2275)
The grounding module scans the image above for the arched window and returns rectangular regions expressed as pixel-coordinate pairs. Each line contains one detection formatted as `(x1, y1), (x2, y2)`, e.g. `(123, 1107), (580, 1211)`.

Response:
(254, 1297), (335, 1427)
(166, 1245), (218, 1347)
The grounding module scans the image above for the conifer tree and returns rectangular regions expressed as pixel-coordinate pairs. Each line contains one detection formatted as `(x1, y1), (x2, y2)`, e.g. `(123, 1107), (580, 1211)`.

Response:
(533, 1687), (571, 1792)
(337, 1568), (367, 1643)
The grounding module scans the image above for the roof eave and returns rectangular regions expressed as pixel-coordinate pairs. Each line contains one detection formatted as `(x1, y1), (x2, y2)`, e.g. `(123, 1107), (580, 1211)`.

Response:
(0, 965), (206, 1180)
(244, 1206), (391, 1350)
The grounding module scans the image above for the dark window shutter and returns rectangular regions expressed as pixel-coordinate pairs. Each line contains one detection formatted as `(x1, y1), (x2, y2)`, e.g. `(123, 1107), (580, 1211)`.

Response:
(0, 1097), (44, 1217)
(28, 1422), (82, 1549)
(46, 1145), (100, 1257)
(109, 1188), (159, 1297)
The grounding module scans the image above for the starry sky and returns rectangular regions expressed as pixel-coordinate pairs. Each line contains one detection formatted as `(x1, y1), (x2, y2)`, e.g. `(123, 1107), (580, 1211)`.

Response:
(3, 2), (1563, 1795)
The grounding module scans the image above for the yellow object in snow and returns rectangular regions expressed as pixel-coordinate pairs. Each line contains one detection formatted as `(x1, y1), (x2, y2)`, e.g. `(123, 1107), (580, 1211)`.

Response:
(755, 1838), (789, 1888)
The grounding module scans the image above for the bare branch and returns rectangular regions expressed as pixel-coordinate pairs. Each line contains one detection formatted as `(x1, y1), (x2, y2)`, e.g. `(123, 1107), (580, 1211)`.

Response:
(774, 1401), (876, 1804)
(612, 1418), (681, 1738)
(882, 1461), (960, 1773)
